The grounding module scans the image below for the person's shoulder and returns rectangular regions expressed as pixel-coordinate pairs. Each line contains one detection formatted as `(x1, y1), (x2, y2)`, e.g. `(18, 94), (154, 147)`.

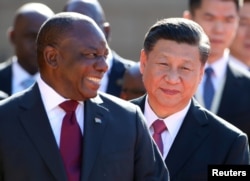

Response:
(98, 91), (140, 111)
(0, 90), (8, 100)
(0, 57), (13, 71)
(227, 61), (250, 80)
(130, 95), (145, 105)
(0, 90), (24, 106)
(111, 50), (136, 68)
(193, 99), (246, 137)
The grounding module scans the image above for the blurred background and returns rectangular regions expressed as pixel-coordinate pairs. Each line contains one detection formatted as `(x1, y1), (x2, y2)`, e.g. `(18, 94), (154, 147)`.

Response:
(0, 0), (187, 62)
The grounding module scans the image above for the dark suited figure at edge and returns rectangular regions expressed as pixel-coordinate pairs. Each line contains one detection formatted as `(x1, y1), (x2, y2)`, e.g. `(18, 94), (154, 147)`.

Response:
(0, 12), (169, 181)
(183, 0), (250, 146)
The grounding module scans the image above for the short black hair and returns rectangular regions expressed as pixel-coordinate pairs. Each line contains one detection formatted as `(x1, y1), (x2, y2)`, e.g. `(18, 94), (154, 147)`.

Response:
(188, 0), (242, 15)
(143, 18), (210, 65)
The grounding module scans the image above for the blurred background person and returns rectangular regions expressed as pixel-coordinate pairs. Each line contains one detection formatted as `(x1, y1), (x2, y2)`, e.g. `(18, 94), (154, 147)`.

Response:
(229, 0), (250, 71)
(184, 0), (250, 143)
(120, 62), (146, 100)
(0, 2), (54, 96)
(63, 0), (135, 97)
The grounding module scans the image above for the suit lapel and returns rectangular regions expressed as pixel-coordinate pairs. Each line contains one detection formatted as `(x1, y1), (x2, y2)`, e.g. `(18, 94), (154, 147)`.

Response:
(81, 95), (109, 180)
(19, 84), (67, 181)
(165, 99), (210, 179)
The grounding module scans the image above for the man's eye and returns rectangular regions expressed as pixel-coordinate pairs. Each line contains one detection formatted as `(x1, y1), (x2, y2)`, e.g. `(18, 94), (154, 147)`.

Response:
(158, 63), (168, 67)
(181, 67), (191, 71)
(82, 53), (96, 59)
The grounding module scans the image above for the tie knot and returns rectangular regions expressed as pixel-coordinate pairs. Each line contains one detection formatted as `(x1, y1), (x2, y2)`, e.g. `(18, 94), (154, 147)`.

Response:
(59, 100), (78, 112)
(205, 67), (214, 76)
(152, 119), (166, 134)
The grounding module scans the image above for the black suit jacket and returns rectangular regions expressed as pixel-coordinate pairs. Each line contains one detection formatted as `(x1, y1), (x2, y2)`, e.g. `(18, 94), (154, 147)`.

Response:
(0, 58), (12, 96)
(106, 51), (135, 97)
(131, 95), (250, 181)
(216, 62), (250, 142)
(0, 84), (169, 181)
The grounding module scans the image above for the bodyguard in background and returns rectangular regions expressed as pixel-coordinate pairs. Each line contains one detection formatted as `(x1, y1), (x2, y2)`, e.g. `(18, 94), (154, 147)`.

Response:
(0, 3), (54, 96)
(184, 0), (250, 144)
(229, 0), (250, 71)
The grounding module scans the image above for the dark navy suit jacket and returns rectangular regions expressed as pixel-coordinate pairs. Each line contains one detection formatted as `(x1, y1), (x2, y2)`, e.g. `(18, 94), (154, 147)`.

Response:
(0, 84), (169, 181)
(131, 95), (250, 181)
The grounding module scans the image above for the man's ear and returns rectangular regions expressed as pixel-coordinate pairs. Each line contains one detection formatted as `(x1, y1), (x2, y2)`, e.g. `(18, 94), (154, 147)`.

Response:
(7, 27), (15, 45)
(139, 49), (147, 74)
(183, 10), (192, 20)
(103, 22), (111, 42)
(43, 46), (58, 68)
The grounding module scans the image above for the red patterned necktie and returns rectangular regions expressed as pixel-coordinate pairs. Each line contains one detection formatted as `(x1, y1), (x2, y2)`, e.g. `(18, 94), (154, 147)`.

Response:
(59, 100), (82, 181)
(152, 119), (167, 155)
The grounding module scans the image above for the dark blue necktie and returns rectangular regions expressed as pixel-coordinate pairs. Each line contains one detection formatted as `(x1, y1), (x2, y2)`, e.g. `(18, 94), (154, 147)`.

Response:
(203, 67), (215, 110)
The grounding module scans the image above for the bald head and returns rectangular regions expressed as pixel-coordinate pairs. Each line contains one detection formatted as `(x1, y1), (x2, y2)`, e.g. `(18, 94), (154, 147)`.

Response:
(63, 0), (110, 40)
(36, 12), (109, 100)
(37, 12), (106, 70)
(15, 2), (54, 19)
(13, 2), (54, 31)
(9, 3), (54, 75)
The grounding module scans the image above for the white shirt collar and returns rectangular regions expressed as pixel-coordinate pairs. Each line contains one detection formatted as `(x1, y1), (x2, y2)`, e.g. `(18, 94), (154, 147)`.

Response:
(37, 76), (83, 113)
(144, 95), (190, 139)
(12, 56), (39, 94)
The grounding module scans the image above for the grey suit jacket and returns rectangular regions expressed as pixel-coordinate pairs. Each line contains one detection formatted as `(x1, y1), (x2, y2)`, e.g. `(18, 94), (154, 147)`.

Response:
(0, 84), (169, 181)
(131, 95), (250, 181)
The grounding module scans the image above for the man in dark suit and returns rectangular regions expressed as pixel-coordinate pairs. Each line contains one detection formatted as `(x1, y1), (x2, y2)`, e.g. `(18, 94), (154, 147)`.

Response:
(0, 3), (54, 96)
(63, 0), (135, 97)
(0, 12), (169, 181)
(183, 0), (250, 144)
(131, 17), (250, 181)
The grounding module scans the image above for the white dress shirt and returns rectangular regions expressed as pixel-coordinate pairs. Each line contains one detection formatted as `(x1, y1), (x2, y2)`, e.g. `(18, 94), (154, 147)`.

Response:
(195, 49), (229, 113)
(11, 56), (39, 94)
(144, 95), (190, 159)
(37, 76), (84, 147)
